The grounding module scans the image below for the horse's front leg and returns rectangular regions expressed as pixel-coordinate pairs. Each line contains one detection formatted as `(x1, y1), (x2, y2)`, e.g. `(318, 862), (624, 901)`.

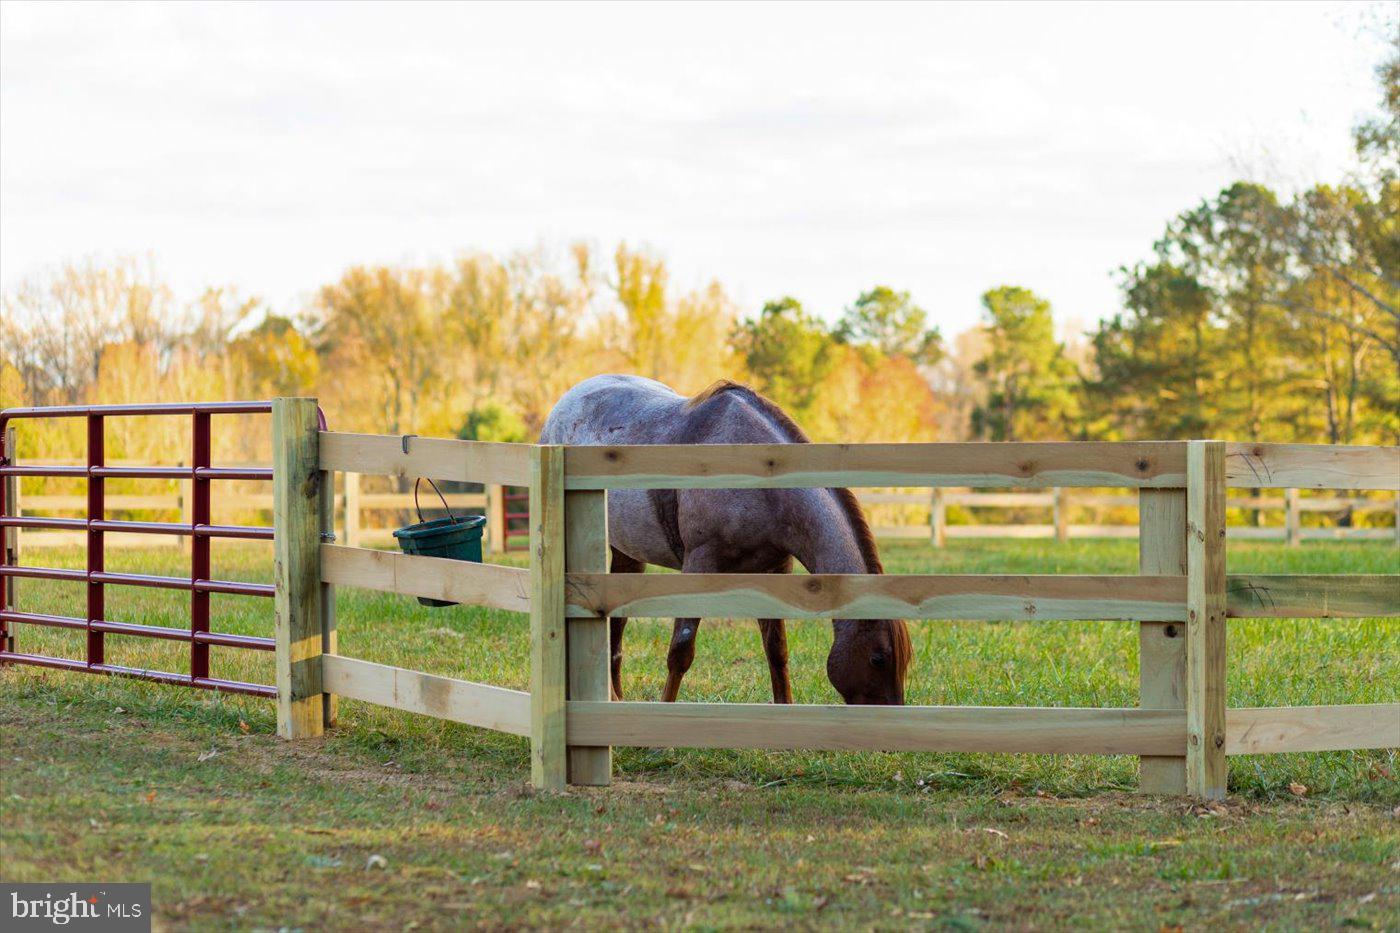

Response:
(758, 619), (792, 704)
(661, 617), (701, 702)
(661, 547), (724, 702)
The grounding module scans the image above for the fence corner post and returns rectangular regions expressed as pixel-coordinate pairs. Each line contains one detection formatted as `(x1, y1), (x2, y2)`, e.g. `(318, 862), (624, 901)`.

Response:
(273, 397), (325, 740)
(529, 445), (567, 791)
(1185, 440), (1227, 799)
(1137, 482), (1188, 795)
(565, 487), (611, 785)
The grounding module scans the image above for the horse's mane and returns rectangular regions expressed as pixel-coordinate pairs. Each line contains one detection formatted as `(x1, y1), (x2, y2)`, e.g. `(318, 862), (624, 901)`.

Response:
(685, 379), (911, 684)
(685, 380), (884, 575)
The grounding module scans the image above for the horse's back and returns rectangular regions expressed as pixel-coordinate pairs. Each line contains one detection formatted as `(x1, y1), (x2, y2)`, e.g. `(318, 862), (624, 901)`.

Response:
(539, 375), (797, 571)
(540, 374), (685, 446)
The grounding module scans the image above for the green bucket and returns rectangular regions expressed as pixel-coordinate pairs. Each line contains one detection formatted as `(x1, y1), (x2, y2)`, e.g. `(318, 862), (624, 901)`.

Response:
(393, 478), (487, 607)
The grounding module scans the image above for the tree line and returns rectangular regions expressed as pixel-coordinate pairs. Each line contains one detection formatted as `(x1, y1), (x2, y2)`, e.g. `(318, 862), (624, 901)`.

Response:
(3, 47), (1395, 462)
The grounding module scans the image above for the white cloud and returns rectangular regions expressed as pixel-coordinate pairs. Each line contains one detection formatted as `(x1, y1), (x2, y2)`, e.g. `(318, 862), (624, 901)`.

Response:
(0, 0), (1387, 336)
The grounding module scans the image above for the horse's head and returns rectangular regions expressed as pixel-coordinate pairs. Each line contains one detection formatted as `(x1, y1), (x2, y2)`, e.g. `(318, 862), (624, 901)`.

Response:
(827, 619), (912, 705)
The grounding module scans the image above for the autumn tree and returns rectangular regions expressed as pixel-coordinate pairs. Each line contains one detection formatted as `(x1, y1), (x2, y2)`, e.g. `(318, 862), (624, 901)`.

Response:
(835, 286), (943, 365)
(971, 287), (1081, 441)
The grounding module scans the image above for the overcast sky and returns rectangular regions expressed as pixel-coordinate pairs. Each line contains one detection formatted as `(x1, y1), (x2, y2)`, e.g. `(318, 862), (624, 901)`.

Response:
(0, 1), (1389, 337)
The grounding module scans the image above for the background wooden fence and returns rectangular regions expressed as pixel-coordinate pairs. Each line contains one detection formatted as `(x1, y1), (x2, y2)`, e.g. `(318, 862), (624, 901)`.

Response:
(11, 468), (1398, 550)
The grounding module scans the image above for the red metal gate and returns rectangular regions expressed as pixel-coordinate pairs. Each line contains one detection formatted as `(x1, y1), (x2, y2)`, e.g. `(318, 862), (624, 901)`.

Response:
(502, 486), (529, 552)
(0, 401), (297, 697)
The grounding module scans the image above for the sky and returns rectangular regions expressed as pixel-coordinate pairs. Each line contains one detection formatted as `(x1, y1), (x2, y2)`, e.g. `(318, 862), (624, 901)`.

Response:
(0, 1), (1390, 338)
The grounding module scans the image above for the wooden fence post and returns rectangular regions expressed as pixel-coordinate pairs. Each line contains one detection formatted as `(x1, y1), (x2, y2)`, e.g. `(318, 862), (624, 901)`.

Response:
(1053, 487), (1069, 543)
(529, 445), (567, 790)
(272, 397), (324, 740)
(342, 471), (360, 549)
(1284, 487), (1300, 547)
(931, 487), (946, 548)
(320, 462), (338, 729)
(565, 489), (611, 785)
(1185, 440), (1227, 799)
(1137, 485), (1188, 794)
(486, 484), (505, 555)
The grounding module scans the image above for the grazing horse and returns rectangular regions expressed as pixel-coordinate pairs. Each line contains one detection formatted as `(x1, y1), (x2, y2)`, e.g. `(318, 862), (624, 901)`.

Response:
(540, 374), (912, 705)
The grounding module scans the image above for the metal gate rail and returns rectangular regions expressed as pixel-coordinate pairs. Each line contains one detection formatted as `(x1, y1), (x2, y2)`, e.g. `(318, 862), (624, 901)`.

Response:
(0, 401), (287, 697)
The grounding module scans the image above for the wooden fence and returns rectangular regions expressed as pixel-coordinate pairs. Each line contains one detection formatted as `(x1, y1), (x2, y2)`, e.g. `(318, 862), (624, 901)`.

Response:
(870, 487), (1400, 546)
(255, 403), (1398, 801)
(14, 472), (1396, 551)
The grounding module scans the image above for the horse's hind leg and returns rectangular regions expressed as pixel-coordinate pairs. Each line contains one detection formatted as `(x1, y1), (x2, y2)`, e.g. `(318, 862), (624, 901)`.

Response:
(758, 619), (793, 703)
(662, 618), (701, 702)
(608, 549), (644, 701)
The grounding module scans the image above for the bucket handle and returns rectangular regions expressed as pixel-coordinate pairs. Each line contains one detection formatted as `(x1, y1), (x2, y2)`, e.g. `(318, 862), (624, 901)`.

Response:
(413, 477), (457, 525)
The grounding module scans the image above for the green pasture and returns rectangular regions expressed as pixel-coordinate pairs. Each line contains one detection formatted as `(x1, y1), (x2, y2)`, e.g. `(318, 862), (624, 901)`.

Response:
(2, 539), (1396, 929)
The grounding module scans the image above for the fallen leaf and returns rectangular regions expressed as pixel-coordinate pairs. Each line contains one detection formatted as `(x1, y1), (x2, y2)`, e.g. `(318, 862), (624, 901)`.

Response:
(197, 749), (219, 762)
(1288, 782), (1308, 797)
(237, 720), (250, 734)
(144, 791), (156, 804)
(582, 839), (602, 854)
(365, 854), (388, 870)
(982, 827), (1009, 838)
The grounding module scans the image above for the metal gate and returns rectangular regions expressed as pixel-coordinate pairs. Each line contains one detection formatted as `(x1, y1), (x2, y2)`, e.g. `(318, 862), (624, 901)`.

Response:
(0, 401), (296, 697)
(501, 485), (530, 552)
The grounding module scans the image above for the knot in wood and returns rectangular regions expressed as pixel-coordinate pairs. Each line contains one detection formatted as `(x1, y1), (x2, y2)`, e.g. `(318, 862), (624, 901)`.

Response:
(1135, 459), (1150, 472)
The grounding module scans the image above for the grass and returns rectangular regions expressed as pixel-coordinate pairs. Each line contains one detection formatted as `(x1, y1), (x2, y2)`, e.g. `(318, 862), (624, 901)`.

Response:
(1, 538), (1397, 929)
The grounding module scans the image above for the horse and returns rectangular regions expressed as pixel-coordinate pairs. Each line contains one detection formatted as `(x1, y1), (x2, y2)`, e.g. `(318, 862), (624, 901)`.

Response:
(540, 374), (912, 705)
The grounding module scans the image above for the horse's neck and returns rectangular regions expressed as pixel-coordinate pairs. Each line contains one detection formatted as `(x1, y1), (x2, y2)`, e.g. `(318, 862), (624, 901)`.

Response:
(786, 488), (871, 576)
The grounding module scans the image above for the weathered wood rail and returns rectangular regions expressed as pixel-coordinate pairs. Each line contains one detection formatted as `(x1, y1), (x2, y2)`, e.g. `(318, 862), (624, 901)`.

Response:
(9, 400), (1395, 800)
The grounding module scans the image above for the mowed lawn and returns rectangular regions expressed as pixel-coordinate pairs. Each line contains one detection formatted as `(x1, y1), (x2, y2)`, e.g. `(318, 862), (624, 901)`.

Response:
(1, 539), (1396, 929)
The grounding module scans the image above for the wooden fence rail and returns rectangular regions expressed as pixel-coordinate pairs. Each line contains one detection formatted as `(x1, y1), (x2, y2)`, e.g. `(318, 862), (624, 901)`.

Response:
(14, 467), (1394, 550)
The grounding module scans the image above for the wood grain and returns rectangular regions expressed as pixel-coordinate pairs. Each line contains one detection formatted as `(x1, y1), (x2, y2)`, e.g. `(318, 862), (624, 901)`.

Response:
(322, 654), (529, 736)
(1138, 487), (1188, 795)
(566, 702), (1186, 755)
(1226, 574), (1398, 619)
(529, 445), (567, 791)
(319, 431), (533, 486)
(320, 544), (530, 614)
(565, 489), (611, 786)
(564, 573), (1188, 622)
(1226, 704), (1400, 754)
(1186, 441), (1227, 799)
(563, 441), (1188, 490)
(1225, 442), (1400, 491)
(273, 398), (325, 739)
